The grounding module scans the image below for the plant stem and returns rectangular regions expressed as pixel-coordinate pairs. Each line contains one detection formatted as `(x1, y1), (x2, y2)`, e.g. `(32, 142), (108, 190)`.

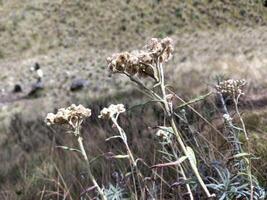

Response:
(170, 143), (194, 200)
(111, 118), (136, 166)
(233, 97), (253, 200)
(111, 117), (139, 200)
(124, 72), (163, 102)
(174, 92), (212, 109)
(158, 62), (171, 116)
(180, 166), (194, 200)
(218, 93), (244, 170)
(75, 125), (107, 200)
(156, 60), (214, 198)
(170, 118), (214, 198)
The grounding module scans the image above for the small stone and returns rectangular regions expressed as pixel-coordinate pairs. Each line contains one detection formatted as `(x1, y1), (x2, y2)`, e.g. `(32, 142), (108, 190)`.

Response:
(70, 79), (89, 91)
(27, 81), (44, 98)
(13, 84), (22, 93)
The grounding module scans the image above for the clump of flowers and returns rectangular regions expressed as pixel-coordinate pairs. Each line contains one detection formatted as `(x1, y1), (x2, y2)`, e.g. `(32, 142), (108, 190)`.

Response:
(45, 104), (91, 128)
(144, 37), (174, 62)
(99, 104), (136, 166)
(107, 52), (138, 75)
(106, 37), (216, 198)
(45, 104), (107, 200)
(106, 37), (174, 80)
(216, 79), (246, 97)
(98, 104), (126, 119)
(156, 129), (173, 144)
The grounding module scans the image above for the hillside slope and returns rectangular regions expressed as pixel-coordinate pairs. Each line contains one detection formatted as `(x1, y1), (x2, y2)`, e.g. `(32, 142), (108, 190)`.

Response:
(0, 0), (267, 128)
(0, 1), (267, 199)
(0, 0), (266, 59)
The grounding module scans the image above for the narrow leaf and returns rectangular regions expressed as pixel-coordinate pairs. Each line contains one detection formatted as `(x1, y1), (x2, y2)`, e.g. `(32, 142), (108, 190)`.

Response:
(112, 155), (130, 159)
(151, 156), (188, 169)
(105, 135), (121, 141)
(186, 146), (197, 167)
(56, 146), (81, 153)
(233, 152), (250, 159)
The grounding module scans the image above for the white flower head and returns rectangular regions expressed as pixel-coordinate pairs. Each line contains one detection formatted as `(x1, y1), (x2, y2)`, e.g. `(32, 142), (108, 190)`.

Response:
(106, 37), (174, 79)
(144, 37), (174, 63)
(45, 104), (91, 127)
(216, 79), (246, 97)
(223, 114), (232, 122)
(156, 129), (173, 143)
(99, 104), (126, 119)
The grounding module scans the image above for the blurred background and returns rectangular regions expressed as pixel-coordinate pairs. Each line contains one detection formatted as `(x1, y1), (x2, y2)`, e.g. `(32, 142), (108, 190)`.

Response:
(0, 0), (267, 199)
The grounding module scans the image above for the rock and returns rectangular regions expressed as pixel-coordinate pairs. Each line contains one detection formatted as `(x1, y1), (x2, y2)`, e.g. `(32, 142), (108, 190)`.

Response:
(13, 84), (22, 93)
(27, 81), (44, 98)
(70, 79), (89, 91)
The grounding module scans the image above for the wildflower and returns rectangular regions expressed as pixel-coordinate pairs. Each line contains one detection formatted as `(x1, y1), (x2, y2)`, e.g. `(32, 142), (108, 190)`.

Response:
(138, 63), (155, 79)
(145, 37), (174, 63)
(99, 104), (126, 119)
(125, 53), (139, 76)
(216, 79), (246, 97)
(138, 51), (153, 64)
(107, 52), (127, 73)
(107, 52), (138, 74)
(137, 51), (156, 78)
(145, 38), (163, 55)
(156, 130), (168, 139)
(45, 104), (91, 127)
(223, 114), (233, 122)
(156, 129), (172, 143)
(106, 37), (174, 79)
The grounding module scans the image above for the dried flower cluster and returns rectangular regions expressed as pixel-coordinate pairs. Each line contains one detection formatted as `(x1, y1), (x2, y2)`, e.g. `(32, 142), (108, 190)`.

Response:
(145, 37), (174, 62)
(98, 104), (126, 119)
(156, 129), (172, 142)
(223, 114), (233, 122)
(107, 37), (174, 79)
(216, 79), (246, 96)
(45, 104), (91, 127)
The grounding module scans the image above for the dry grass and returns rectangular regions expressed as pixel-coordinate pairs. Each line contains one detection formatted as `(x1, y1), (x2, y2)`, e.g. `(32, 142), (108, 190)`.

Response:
(0, 0), (266, 59)
(1, 89), (267, 199)
(0, 0), (267, 199)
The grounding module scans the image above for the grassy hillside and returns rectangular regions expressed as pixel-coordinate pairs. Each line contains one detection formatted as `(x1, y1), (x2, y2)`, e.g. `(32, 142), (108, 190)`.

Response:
(0, 0), (266, 59)
(0, 0), (267, 199)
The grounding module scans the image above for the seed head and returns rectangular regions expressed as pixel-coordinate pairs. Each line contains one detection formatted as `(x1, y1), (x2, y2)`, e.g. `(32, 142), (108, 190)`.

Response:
(106, 37), (174, 80)
(99, 104), (126, 119)
(216, 79), (246, 97)
(107, 52), (139, 75)
(145, 38), (163, 55)
(156, 129), (172, 143)
(145, 37), (174, 63)
(137, 63), (155, 79)
(223, 114), (233, 122)
(138, 51), (153, 64)
(45, 104), (91, 127)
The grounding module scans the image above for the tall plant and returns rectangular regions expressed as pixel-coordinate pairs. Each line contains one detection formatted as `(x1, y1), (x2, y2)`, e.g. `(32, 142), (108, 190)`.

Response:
(106, 37), (215, 198)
